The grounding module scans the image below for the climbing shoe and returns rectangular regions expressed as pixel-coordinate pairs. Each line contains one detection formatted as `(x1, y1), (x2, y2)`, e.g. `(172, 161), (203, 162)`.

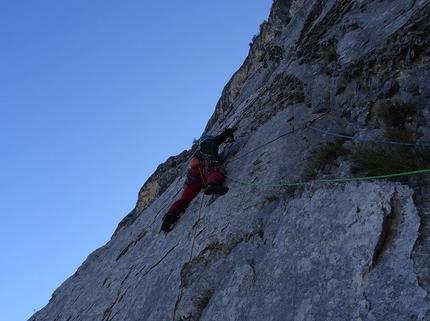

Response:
(161, 213), (174, 232)
(204, 185), (229, 195)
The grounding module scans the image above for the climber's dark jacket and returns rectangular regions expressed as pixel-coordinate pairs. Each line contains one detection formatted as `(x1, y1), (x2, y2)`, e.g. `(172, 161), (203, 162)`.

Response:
(193, 128), (234, 160)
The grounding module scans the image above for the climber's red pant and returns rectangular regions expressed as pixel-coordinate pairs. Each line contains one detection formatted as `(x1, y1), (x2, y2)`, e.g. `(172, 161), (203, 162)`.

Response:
(167, 161), (225, 219)
(205, 166), (225, 186)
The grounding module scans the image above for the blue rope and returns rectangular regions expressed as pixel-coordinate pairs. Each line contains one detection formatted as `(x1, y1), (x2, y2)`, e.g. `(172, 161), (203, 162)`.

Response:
(306, 125), (430, 147)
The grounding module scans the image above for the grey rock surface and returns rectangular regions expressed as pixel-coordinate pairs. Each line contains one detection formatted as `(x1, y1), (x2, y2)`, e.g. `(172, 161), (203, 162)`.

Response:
(30, 0), (430, 320)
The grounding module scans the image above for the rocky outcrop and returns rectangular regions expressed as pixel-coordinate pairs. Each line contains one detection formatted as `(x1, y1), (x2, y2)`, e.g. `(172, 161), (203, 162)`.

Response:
(113, 149), (194, 237)
(30, 1), (430, 320)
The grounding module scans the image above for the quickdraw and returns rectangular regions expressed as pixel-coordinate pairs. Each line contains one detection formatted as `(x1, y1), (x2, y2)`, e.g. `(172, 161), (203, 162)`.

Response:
(202, 155), (227, 176)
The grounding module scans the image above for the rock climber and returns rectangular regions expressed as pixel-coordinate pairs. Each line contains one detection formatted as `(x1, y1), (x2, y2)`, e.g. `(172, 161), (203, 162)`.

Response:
(161, 128), (236, 232)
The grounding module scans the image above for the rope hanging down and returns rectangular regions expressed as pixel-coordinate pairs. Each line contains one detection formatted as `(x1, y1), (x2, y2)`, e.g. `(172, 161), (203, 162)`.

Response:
(172, 168), (206, 321)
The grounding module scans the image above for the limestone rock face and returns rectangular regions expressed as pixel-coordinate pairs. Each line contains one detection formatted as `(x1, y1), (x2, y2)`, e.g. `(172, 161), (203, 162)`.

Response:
(30, 1), (430, 320)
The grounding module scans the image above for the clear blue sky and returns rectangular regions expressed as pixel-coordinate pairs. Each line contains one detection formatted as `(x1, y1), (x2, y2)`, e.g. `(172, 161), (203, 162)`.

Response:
(0, 1), (272, 320)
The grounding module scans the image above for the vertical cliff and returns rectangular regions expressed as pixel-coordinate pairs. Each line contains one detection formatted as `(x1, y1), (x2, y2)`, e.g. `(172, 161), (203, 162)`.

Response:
(30, 1), (430, 320)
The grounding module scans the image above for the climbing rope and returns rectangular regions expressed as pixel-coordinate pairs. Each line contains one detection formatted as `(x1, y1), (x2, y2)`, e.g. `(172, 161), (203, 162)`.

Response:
(188, 166), (207, 260)
(226, 169), (430, 188)
(172, 166), (207, 321)
(227, 128), (300, 164)
(227, 110), (331, 164)
(224, 110), (430, 187)
(306, 125), (430, 147)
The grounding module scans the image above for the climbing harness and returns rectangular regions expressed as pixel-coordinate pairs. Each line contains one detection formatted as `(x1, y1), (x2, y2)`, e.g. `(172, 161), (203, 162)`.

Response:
(200, 155), (227, 176)
(184, 168), (204, 187)
(203, 155), (218, 171)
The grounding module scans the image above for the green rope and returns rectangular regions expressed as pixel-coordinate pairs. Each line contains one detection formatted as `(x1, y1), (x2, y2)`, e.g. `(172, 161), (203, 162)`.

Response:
(225, 169), (430, 188)
(225, 110), (430, 188)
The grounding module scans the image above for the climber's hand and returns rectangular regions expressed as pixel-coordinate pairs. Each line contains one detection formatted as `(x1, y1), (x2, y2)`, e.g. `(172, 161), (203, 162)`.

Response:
(224, 134), (235, 143)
